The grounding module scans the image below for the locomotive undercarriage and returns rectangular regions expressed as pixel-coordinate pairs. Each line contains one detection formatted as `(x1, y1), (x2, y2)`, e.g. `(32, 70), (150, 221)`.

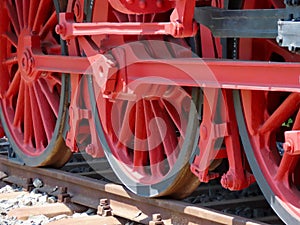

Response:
(1, 0), (300, 223)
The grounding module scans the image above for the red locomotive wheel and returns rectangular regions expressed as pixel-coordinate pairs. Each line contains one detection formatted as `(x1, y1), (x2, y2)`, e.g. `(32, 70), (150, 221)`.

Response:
(90, 82), (200, 198)
(235, 1), (300, 223)
(235, 90), (300, 224)
(0, 0), (71, 166)
(77, 0), (200, 198)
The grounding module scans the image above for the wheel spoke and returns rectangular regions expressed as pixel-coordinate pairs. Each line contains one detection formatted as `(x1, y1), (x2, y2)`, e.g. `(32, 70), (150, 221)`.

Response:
(5, 0), (20, 35)
(44, 73), (60, 92)
(109, 100), (132, 162)
(46, 44), (61, 55)
(239, 89), (300, 222)
(275, 153), (300, 183)
(2, 32), (18, 47)
(15, 0), (24, 29)
(259, 93), (300, 134)
(29, 84), (46, 150)
(32, 0), (52, 33)
(117, 101), (135, 150)
(292, 110), (300, 130)
(162, 99), (183, 136)
(40, 11), (56, 40)
(13, 79), (25, 127)
(151, 100), (178, 168)
(22, 0), (29, 28)
(5, 69), (20, 99)
(28, 0), (39, 29)
(24, 85), (33, 144)
(38, 79), (59, 118)
(0, 0), (70, 166)
(33, 81), (55, 142)
(49, 74), (62, 86)
(143, 100), (165, 177)
(3, 55), (18, 66)
(161, 88), (189, 137)
(133, 100), (148, 172)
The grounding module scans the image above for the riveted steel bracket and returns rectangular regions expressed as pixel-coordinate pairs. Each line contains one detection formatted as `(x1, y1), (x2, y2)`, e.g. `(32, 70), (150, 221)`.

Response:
(194, 6), (300, 38)
(277, 20), (300, 52)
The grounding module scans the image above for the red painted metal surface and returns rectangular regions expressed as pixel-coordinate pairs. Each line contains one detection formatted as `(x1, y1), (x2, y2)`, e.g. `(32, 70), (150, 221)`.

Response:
(0, 0), (63, 156)
(190, 88), (255, 190)
(1, 0), (300, 221)
(241, 90), (300, 220)
(56, 12), (198, 39)
(0, 123), (4, 138)
(235, 1), (300, 223)
(69, 1), (201, 197)
(108, 0), (174, 14)
(15, 40), (300, 92)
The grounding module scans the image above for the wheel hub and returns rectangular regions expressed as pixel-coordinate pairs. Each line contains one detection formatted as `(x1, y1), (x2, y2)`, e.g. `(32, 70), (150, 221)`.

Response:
(17, 30), (41, 83)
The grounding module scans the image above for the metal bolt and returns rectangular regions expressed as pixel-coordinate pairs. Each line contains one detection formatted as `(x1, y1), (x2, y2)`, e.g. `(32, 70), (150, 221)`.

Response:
(59, 187), (67, 194)
(276, 36), (283, 46)
(152, 214), (162, 221)
(288, 44), (296, 52)
(25, 178), (34, 192)
(85, 144), (95, 156)
(33, 178), (43, 188)
(156, 0), (163, 8)
(55, 24), (65, 35)
(100, 199), (109, 206)
(283, 141), (293, 152)
(200, 125), (207, 140)
(149, 213), (164, 225)
(58, 187), (71, 203)
(98, 198), (112, 216)
(139, 0), (146, 9)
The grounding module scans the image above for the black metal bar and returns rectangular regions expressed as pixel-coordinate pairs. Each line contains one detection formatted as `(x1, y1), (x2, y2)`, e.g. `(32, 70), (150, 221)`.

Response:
(194, 7), (300, 38)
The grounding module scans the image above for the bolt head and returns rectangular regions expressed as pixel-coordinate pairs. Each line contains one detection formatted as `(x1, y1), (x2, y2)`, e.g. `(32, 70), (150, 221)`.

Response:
(100, 198), (108, 205)
(152, 213), (162, 221)
(283, 141), (293, 152)
(139, 0), (146, 9)
(156, 0), (163, 8)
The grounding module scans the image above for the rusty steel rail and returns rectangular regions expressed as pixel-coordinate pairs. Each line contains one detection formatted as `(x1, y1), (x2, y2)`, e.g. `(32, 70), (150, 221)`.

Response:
(0, 155), (267, 225)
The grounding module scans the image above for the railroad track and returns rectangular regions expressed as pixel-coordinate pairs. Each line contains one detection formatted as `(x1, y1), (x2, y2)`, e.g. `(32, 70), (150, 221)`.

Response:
(0, 142), (282, 225)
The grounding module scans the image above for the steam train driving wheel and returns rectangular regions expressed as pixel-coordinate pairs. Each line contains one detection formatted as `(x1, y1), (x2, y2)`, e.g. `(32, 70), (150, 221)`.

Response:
(0, 0), (71, 166)
(235, 0), (300, 223)
(69, 0), (202, 198)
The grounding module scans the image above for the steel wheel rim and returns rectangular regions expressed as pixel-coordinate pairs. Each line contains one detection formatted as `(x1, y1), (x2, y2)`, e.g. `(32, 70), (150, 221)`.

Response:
(234, 1), (300, 222)
(234, 90), (300, 224)
(89, 78), (200, 197)
(76, 2), (200, 197)
(0, 0), (70, 166)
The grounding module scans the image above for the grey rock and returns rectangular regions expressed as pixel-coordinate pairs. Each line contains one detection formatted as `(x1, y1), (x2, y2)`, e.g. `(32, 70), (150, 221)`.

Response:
(32, 179), (43, 188)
